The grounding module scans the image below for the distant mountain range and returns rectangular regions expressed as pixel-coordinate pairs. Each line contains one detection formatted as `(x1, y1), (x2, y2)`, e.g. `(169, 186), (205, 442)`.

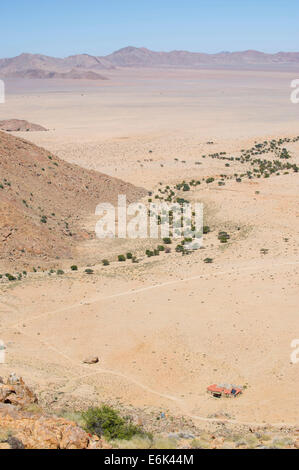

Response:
(105, 47), (299, 67)
(1, 47), (299, 79)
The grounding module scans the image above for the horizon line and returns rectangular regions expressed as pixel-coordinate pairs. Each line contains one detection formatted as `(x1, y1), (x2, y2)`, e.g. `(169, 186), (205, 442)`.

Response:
(1, 46), (299, 60)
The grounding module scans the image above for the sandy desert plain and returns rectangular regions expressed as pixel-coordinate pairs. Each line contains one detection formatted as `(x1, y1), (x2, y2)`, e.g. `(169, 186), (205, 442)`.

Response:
(0, 66), (299, 446)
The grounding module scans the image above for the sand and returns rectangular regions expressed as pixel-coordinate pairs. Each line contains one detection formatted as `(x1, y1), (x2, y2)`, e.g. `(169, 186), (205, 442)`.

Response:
(0, 66), (298, 428)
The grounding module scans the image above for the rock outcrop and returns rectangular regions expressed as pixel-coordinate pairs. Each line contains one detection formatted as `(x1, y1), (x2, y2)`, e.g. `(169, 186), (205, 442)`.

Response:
(0, 404), (106, 449)
(0, 375), (109, 449)
(0, 373), (38, 407)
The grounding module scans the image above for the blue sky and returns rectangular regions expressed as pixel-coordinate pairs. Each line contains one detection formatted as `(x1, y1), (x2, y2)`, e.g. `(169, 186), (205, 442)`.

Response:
(1, 0), (298, 58)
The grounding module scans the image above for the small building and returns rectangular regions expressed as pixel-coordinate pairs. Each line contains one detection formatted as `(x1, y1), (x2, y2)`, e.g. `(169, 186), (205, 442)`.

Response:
(207, 383), (242, 399)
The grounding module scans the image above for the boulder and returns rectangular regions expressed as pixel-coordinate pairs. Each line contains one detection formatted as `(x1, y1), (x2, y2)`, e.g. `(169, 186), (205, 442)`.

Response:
(60, 424), (90, 449)
(83, 356), (99, 364)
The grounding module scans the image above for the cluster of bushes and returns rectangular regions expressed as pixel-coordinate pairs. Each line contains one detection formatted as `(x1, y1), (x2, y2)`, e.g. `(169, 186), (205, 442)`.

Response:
(0, 179), (11, 190)
(115, 241), (173, 264)
(117, 253), (137, 263)
(0, 266), (98, 281)
(0, 271), (27, 282)
(145, 245), (165, 258)
(203, 137), (299, 183)
(148, 136), (299, 208)
(50, 266), (94, 276)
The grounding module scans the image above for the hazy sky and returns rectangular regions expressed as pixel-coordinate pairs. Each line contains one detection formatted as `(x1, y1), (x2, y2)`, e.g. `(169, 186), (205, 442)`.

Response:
(1, 0), (298, 58)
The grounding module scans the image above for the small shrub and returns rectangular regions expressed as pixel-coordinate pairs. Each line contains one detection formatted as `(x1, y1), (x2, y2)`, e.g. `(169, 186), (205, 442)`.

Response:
(56, 270), (64, 275)
(85, 269), (94, 275)
(102, 259), (110, 266)
(206, 177), (215, 184)
(163, 237), (172, 245)
(218, 231), (230, 243)
(126, 253), (133, 260)
(118, 255), (126, 262)
(175, 244), (184, 253)
(204, 258), (213, 264)
(146, 250), (154, 258)
(71, 265), (78, 271)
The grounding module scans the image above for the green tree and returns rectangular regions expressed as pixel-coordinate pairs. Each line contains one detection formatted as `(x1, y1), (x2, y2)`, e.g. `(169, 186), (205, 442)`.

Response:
(82, 406), (146, 441)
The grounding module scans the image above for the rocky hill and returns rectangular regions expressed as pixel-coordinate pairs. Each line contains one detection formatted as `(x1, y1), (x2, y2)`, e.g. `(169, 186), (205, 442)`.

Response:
(0, 119), (47, 132)
(0, 131), (146, 268)
(7, 68), (108, 80)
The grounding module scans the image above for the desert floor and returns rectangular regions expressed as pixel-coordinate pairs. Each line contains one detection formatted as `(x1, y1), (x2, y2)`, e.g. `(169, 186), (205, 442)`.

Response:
(0, 67), (298, 428)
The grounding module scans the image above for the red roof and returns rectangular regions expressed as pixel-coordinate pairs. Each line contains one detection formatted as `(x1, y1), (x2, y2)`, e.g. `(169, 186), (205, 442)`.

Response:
(207, 384), (242, 396)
